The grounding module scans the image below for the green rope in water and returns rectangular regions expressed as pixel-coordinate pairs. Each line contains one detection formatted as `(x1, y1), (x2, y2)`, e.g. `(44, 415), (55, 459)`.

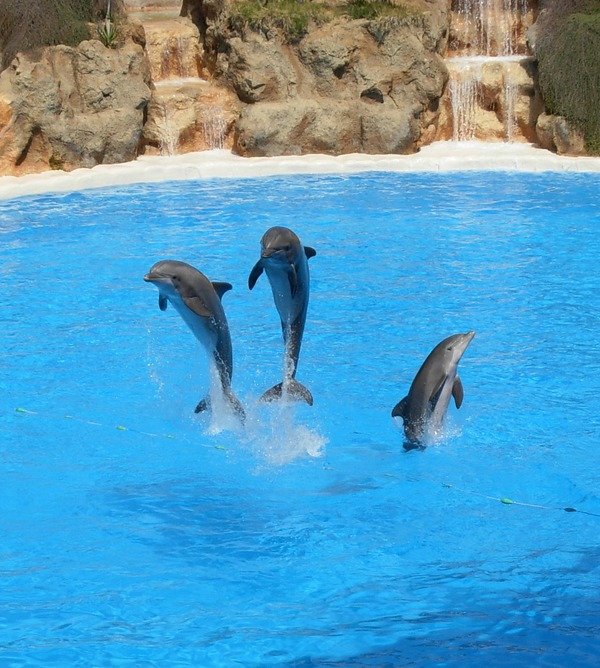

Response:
(16, 407), (176, 439)
(441, 482), (600, 517)
(12, 408), (600, 513)
(14, 407), (227, 452)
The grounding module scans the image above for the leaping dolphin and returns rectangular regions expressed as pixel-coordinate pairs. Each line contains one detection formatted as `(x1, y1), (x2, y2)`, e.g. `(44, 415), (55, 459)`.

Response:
(144, 260), (245, 420)
(392, 331), (475, 448)
(248, 226), (316, 405)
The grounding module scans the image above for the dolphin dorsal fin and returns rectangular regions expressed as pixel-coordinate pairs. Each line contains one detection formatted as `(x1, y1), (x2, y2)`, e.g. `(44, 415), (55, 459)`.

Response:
(183, 296), (213, 318)
(304, 246), (317, 259)
(248, 261), (263, 290)
(212, 282), (232, 300)
(452, 376), (464, 409)
(391, 396), (409, 421)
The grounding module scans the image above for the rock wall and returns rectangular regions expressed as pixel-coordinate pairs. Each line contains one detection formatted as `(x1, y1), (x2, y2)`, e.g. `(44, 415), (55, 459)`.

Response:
(189, 0), (451, 157)
(0, 0), (591, 177)
(0, 39), (151, 176)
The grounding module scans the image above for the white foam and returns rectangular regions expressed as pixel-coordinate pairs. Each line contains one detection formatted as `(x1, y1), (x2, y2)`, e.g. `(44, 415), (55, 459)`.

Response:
(1, 141), (599, 201)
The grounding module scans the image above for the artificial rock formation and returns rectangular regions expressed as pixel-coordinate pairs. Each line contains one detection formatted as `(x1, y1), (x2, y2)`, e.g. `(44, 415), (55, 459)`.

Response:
(535, 112), (587, 155)
(0, 39), (151, 175)
(435, 56), (544, 143)
(185, 0), (450, 157)
(139, 15), (240, 155)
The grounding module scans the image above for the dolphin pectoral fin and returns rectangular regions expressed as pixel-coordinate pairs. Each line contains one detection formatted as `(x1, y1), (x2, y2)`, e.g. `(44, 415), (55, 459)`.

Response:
(195, 396), (210, 413)
(260, 380), (313, 406)
(159, 295), (168, 311)
(304, 246), (317, 259)
(212, 282), (233, 300)
(183, 296), (213, 318)
(248, 261), (264, 290)
(391, 396), (409, 421)
(287, 265), (298, 298)
(428, 378), (446, 407)
(452, 376), (465, 409)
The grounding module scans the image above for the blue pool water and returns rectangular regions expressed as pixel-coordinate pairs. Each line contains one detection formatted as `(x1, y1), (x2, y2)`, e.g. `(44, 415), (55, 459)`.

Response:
(1, 170), (600, 666)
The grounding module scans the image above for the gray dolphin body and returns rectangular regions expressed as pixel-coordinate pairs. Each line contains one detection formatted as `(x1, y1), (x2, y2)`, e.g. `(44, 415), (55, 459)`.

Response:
(144, 260), (245, 419)
(392, 331), (475, 447)
(248, 226), (316, 405)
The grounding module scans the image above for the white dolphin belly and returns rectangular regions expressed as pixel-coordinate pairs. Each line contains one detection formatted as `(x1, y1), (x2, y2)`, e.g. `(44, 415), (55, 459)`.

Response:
(170, 296), (217, 351)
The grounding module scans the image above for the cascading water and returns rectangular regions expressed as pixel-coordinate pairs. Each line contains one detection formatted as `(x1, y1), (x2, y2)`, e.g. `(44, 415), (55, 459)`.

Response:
(140, 14), (234, 155)
(156, 99), (179, 157)
(449, 59), (481, 141)
(200, 104), (227, 150)
(446, 0), (537, 142)
(452, 0), (529, 57)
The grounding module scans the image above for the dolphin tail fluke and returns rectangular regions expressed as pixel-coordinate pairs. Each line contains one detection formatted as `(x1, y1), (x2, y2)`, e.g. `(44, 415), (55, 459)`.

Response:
(195, 396), (210, 414)
(260, 380), (313, 406)
(195, 393), (246, 421)
(225, 390), (246, 422)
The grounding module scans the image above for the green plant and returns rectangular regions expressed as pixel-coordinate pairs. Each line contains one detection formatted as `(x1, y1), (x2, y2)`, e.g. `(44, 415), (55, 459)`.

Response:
(536, 0), (600, 154)
(227, 0), (413, 42)
(342, 0), (408, 21)
(344, 0), (379, 20)
(0, 0), (126, 70)
(229, 0), (328, 41)
(98, 18), (118, 47)
(97, 0), (119, 48)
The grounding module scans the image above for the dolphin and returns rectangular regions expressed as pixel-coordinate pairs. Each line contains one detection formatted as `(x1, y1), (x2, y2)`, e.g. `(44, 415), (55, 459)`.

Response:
(392, 331), (475, 448)
(144, 260), (245, 419)
(248, 226), (316, 405)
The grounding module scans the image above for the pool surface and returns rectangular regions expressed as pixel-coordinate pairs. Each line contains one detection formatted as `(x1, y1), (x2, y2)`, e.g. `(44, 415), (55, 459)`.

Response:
(1, 170), (600, 666)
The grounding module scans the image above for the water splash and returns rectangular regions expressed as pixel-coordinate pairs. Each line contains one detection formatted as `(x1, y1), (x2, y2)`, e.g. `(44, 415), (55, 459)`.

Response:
(245, 401), (327, 466)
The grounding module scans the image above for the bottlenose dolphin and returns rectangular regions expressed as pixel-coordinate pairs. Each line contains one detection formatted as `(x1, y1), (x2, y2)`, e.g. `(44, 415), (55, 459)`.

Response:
(144, 260), (245, 419)
(392, 331), (475, 447)
(248, 226), (316, 405)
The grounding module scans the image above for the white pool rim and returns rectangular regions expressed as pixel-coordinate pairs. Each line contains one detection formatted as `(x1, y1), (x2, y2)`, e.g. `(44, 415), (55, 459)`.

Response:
(1, 141), (599, 201)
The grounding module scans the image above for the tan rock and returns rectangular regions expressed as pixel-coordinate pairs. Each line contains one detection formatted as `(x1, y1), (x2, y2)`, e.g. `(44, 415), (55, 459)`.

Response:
(142, 79), (240, 154)
(142, 17), (204, 81)
(224, 35), (298, 104)
(220, 13), (448, 156)
(437, 55), (543, 143)
(536, 113), (587, 155)
(0, 39), (151, 176)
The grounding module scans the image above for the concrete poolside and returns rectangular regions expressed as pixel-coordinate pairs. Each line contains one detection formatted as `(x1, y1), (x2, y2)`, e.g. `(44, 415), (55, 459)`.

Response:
(1, 141), (600, 201)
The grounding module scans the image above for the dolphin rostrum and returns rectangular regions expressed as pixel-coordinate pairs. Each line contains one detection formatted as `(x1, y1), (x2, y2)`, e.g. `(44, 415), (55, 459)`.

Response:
(144, 260), (245, 419)
(392, 331), (475, 447)
(248, 226), (316, 405)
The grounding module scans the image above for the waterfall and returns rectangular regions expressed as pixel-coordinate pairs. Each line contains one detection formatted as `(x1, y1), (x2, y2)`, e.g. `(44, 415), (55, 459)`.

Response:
(452, 0), (529, 57)
(140, 15), (234, 156)
(449, 60), (481, 141)
(446, 0), (535, 142)
(200, 105), (227, 150)
(156, 100), (179, 156)
(503, 67), (517, 142)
